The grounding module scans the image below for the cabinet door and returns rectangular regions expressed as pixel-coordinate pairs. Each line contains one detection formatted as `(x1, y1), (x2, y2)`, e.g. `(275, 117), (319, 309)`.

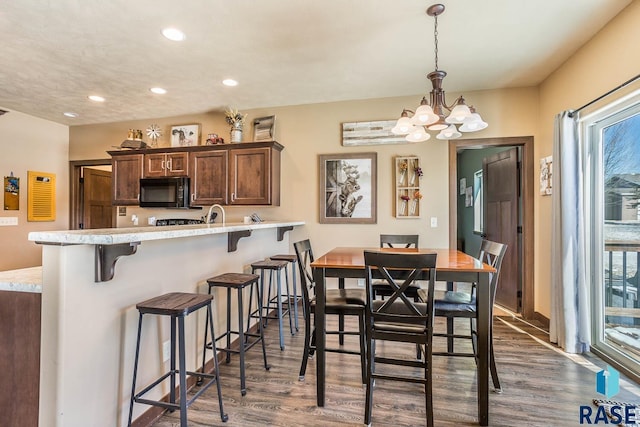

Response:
(166, 152), (189, 176)
(229, 147), (272, 205)
(143, 153), (167, 177)
(112, 154), (143, 205)
(190, 150), (228, 206)
(144, 152), (188, 177)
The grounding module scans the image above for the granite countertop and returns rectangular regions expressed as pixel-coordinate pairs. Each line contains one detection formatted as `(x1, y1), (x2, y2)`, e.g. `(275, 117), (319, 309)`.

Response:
(0, 266), (42, 293)
(28, 220), (305, 245)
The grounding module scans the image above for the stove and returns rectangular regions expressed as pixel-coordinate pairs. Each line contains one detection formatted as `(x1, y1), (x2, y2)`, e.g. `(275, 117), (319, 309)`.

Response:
(155, 218), (205, 226)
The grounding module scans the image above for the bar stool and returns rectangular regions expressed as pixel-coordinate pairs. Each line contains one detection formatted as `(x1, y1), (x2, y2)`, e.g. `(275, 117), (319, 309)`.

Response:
(128, 292), (227, 426)
(269, 254), (300, 332)
(250, 259), (293, 350)
(201, 273), (270, 396)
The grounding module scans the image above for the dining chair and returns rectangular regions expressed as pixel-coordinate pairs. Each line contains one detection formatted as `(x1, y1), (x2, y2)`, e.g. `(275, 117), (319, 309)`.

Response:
(293, 239), (368, 383)
(363, 250), (437, 427)
(420, 239), (507, 393)
(372, 234), (420, 300)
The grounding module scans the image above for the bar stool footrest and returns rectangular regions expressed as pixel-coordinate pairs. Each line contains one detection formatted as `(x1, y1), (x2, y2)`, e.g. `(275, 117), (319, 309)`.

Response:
(134, 369), (220, 411)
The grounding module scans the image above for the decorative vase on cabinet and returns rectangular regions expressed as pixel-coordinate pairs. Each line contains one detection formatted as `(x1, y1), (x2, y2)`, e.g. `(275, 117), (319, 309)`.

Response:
(230, 122), (243, 143)
(395, 156), (422, 218)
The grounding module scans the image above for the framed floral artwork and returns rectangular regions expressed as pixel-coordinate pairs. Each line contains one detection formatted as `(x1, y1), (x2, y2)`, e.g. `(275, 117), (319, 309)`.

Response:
(319, 152), (377, 224)
(170, 124), (201, 147)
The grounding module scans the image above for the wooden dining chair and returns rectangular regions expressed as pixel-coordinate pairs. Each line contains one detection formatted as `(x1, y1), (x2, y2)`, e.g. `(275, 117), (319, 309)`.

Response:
(372, 234), (420, 300)
(420, 239), (507, 393)
(293, 239), (368, 383)
(363, 250), (437, 427)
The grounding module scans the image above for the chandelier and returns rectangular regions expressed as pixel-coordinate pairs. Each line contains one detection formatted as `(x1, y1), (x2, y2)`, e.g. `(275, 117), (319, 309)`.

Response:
(392, 4), (487, 142)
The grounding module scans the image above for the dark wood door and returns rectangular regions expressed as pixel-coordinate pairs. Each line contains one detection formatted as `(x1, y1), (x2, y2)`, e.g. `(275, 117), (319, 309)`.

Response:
(229, 147), (271, 205)
(483, 147), (520, 312)
(190, 150), (228, 205)
(82, 168), (113, 229)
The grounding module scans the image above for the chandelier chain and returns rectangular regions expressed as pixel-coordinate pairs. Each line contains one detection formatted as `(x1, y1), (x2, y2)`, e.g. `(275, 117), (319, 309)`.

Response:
(433, 14), (439, 71)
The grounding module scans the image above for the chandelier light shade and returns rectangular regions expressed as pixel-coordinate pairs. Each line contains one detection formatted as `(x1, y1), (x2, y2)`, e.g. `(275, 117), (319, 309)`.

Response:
(394, 3), (487, 141)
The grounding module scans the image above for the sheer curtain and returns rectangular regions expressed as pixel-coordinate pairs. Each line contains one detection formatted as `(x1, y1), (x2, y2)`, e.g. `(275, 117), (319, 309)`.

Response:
(549, 111), (590, 353)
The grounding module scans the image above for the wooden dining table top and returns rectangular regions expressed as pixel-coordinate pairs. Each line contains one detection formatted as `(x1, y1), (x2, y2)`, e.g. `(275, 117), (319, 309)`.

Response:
(311, 247), (495, 273)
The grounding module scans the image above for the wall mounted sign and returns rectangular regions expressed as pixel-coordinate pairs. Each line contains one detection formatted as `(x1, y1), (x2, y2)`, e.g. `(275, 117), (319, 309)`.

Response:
(341, 120), (410, 146)
(4, 175), (19, 210)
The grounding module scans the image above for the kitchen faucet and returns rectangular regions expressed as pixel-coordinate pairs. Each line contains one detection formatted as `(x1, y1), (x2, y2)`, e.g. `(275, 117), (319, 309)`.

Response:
(205, 204), (225, 225)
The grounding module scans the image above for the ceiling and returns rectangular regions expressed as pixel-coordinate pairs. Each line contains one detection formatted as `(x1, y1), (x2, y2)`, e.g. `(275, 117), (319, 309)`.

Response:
(0, 0), (631, 126)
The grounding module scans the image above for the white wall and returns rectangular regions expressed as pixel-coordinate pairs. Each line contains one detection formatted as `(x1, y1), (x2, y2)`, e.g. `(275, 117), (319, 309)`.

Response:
(0, 108), (69, 270)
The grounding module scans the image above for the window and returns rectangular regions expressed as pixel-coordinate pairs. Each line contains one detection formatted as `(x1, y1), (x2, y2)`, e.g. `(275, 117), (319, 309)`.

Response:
(583, 91), (640, 377)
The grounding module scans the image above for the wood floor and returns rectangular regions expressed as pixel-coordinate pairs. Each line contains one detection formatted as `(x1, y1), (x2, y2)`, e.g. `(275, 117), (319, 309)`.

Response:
(151, 309), (640, 426)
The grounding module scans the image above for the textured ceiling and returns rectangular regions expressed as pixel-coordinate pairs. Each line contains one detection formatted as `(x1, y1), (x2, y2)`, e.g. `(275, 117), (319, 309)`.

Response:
(0, 0), (631, 126)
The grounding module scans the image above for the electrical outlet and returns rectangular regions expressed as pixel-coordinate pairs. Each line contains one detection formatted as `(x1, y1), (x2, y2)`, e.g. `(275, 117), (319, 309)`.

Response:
(0, 217), (18, 226)
(162, 340), (171, 362)
(357, 278), (365, 287)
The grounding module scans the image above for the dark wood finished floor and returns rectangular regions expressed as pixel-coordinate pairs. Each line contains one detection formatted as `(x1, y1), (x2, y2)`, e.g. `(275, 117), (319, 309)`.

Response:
(152, 309), (640, 426)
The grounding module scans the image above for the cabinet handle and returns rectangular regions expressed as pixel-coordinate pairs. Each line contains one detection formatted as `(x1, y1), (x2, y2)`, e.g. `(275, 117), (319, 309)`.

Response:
(231, 192), (235, 202)
(191, 193), (195, 202)
(161, 160), (165, 170)
(168, 158), (173, 171)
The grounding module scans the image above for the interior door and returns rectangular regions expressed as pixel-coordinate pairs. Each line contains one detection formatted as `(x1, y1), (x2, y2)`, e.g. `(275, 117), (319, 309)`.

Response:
(82, 168), (113, 229)
(483, 148), (520, 312)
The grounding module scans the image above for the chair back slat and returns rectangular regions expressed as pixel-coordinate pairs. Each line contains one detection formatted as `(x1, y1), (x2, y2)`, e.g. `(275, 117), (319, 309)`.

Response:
(477, 240), (507, 303)
(379, 234), (419, 249)
(293, 239), (316, 303)
(364, 250), (437, 329)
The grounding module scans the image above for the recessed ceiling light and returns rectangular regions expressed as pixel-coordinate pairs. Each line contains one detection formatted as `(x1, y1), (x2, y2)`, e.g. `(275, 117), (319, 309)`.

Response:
(150, 87), (167, 94)
(222, 79), (238, 87)
(63, 112), (79, 118)
(162, 27), (186, 41)
(88, 95), (105, 102)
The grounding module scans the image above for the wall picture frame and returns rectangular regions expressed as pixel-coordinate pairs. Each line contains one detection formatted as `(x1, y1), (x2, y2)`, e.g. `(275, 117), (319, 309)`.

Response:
(170, 124), (201, 147)
(252, 115), (276, 142)
(319, 152), (377, 224)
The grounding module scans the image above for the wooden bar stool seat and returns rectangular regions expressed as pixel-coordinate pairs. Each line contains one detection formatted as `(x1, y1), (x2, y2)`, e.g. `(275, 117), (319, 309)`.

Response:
(128, 292), (227, 426)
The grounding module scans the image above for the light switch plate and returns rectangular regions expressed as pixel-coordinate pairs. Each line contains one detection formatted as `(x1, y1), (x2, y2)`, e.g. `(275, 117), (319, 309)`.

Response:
(430, 217), (438, 228)
(0, 217), (18, 226)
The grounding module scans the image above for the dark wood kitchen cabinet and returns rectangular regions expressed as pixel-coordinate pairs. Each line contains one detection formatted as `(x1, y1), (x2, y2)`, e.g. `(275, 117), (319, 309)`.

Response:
(143, 151), (188, 177)
(190, 149), (228, 205)
(229, 146), (280, 205)
(109, 142), (282, 206)
(111, 153), (143, 205)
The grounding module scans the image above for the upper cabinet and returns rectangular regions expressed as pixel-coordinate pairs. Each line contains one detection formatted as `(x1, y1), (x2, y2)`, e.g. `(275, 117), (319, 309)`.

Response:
(109, 142), (283, 207)
(111, 153), (143, 205)
(229, 146), (280, 205)
(143, 152), (188, 177)
(189, 149), (228, 206)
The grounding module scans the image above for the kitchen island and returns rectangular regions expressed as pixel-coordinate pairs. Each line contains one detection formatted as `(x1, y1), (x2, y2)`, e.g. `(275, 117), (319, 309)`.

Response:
(28, 220), (304, 427)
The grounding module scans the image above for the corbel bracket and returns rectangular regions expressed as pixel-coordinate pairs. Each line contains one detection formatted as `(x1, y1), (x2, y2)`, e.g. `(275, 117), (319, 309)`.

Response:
(95, 242), (140, 282)
(228, 230), (251, 252)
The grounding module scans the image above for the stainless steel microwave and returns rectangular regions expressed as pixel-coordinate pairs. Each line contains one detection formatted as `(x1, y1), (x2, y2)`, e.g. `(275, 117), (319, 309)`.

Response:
(139, 177), (190, 208)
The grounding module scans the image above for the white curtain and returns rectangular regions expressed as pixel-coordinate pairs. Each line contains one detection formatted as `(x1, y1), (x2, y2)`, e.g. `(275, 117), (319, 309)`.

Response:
(549, 111), (590, 353)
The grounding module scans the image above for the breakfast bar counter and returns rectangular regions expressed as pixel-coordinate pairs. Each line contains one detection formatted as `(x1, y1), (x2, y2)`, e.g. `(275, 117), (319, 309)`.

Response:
(28, 220), (305, 427)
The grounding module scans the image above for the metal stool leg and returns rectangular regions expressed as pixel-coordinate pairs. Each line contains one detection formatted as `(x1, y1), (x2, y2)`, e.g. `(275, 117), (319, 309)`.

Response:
(275, 269), (285, 350)
(255, 279), (271, 370)
(206, 304), (228, 421)
(291, 260), (299, 331)
(237, 286), (247, 396)
(127, 312), (144, 427)
(177, 316), (188, 426)
(226, 288), (232, 363)
(170, 315), (177, 410)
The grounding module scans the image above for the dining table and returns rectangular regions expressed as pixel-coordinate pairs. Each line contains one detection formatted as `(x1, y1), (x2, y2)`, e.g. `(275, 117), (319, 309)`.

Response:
(311, 247), (496, 426)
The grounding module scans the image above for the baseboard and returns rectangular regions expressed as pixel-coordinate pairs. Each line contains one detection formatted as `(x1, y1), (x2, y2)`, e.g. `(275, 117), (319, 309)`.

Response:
(531, 311), (550, 330)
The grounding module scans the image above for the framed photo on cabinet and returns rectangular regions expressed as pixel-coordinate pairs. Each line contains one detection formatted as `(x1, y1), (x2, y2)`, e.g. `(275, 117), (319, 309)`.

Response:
(170, 124), (201, 147)
(319, 152), (377, 224)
